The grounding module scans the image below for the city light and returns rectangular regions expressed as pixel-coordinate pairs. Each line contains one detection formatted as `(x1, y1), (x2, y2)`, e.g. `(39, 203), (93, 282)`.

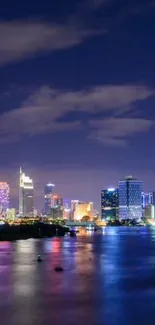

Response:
(0, 182), (9, 212)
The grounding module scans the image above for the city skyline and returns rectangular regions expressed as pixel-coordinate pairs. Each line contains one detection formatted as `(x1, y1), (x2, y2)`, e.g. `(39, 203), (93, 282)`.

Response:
(0, 167), (155, 213)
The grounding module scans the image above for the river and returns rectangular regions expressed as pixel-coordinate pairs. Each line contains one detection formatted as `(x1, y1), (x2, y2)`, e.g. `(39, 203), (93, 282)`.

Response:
(0, 227), (155, 325)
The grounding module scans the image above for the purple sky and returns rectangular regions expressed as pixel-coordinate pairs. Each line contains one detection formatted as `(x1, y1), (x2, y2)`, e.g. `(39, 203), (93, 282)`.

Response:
(0, 0), (155, 210)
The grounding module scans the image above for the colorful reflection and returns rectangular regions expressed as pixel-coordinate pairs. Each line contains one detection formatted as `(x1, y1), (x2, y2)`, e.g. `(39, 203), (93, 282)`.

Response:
(0, 241), (11, 249)
(44, 238), (61, 253)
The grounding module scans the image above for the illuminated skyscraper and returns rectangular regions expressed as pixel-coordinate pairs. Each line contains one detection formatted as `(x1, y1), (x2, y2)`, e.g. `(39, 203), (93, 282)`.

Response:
(44, 183), (55, 215)
(19, 168), (34, 216)
(119, 176), (142, 220)
(142, 192), (153, 208)
(101, 188), (119, 220)
(50, 194), (63, 219)
(0, 182), (9, 211)
(63, 198), (71, 210)
(51, 194), (63, 208)
(145, 204), (155, 219)
(6, 208), (16, 220)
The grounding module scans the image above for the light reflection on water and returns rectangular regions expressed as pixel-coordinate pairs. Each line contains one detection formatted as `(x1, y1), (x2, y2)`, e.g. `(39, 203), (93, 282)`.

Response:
(0, 227), (155, 325)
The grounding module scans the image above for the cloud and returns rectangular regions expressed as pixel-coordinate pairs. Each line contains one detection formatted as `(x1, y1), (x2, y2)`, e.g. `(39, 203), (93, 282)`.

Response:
(0, 2), (154, 66)
(0, 19), (105, 65)
(89, 118), (154, 146)
(112, 0), (155, 27)
(0, 84), (153, 143)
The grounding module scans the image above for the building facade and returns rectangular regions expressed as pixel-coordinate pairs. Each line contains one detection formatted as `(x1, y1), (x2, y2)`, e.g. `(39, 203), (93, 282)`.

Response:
(44, 183), (55, 215)
(19, 168), (34, 216)
(0, 182), (9, 212)
(74, 202), (94, 221)
(50, 194), (63, 219)
(6, 208), (16, 220)
(142, 192), (153, 208)
(119, 176), (142, 220)
(145, 204), (155, 219)
(101, 188), (119, 220)
(51, 194), (63, 208)
(152, 192), (155, 205)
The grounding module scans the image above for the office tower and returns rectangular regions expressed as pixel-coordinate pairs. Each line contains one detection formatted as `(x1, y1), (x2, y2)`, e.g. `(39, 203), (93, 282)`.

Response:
(62, 199), (71, 220)
(142, 192), (153, 208)
(6, 208), (16, 220)
(63, 198), (71, 210)
(145, 205), (155, 219)
(33, 208), (38, 217)
(44, 183), (55, 215)
(71, 200), (79, 212)
(152, 192), (155, 205)
(119, 176), (142, 220)
(51, 194), (63, 208)
(101, 188), (119, 220)
(74, 202), (94, 221)
(50, 194), (63, 219)
(0, 182), (9, 212)
(70, 200), (79, 220)
(19, 168), (34, 216)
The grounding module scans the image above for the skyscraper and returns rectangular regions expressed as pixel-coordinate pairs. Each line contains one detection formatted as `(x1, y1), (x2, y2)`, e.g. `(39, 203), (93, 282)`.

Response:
(19, 168), (34, 216)
(101, 188), (119, 220)
(0, 182), (9, 212)
(71, 200), (79, 213)
(152, 192), (155, 205)
(51, 194), (63, 208)
(142, 192), (153, 208)
(119, 176), (142, 220)
(44, 183), (55, 215)
(50, 194), (63, 219)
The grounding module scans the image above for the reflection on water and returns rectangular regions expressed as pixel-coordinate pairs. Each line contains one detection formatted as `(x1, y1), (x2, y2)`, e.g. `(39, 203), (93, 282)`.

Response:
(1, 227), (155, 324)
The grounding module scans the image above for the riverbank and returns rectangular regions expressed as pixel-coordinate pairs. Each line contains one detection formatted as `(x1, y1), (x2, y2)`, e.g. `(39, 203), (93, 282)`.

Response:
(0, 223), (70, 241)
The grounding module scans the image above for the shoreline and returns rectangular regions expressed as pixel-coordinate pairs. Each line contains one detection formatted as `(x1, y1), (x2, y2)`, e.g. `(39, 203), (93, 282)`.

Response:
(0, 222), (71, 242)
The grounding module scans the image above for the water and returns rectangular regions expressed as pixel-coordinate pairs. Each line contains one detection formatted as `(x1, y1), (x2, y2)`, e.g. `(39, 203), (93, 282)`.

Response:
(1, 227), (155, 325)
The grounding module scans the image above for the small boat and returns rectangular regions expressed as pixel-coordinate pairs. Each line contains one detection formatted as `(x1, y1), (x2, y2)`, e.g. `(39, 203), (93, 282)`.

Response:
(54, 266), (64, 272)
(37, 255), (42, 262)
(70, 230), (76, 237)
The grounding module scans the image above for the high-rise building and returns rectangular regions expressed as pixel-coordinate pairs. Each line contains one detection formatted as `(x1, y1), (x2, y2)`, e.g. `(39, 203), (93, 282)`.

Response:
(142, 192), (153, 208)
(145, 204), (155, 219)
(74, 202), (94, 221)
(0, 182), (9, 212)
(70, 200), (80, 221)
(19, 168), (34, 216)
(71, 200), (79, 212)
(50, 194), (63, 219)
(6, 208), (16, 220)
(119, 176), (142, 220)
(63, 198), (71, 210)
(152, 192), (155, 205)
(51, 194), (63, 208)
(62, 199), (71, 220)
(101, 188), (119, 220)
(44, 183), (55, 215)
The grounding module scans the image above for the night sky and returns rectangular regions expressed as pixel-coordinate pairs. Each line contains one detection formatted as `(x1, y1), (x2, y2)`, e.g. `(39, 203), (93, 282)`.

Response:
(0, 0), (155, 211)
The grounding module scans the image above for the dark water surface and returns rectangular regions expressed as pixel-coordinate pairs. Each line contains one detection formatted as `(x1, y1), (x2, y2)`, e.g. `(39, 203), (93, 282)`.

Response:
(1, 227), (155, 325)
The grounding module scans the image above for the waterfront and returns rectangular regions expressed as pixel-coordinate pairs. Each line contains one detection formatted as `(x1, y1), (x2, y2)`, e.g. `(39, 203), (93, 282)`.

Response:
(1, 227), (155, 325)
